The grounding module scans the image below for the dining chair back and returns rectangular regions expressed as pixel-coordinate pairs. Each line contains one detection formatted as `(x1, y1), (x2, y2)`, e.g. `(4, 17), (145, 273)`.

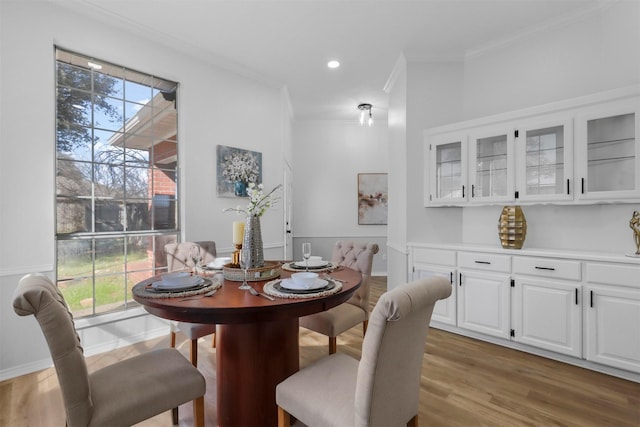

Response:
(165, 240), (217, 271)
(299, 241), (379, 353)
(12, 273), (205, 427)
(164, 241), (218, 365)
(276, 276), (452, 427)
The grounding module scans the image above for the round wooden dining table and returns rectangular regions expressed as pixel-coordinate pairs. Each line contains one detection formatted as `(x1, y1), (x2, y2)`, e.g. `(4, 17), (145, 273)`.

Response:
(132, 264), (362, 427)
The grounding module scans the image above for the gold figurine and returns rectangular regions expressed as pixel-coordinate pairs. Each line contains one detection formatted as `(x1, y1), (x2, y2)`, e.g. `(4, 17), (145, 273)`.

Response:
(631, 210), (640, 255)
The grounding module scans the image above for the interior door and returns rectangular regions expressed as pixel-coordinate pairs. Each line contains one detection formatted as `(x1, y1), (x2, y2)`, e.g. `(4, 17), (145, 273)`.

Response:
(283, 159), (293, 260)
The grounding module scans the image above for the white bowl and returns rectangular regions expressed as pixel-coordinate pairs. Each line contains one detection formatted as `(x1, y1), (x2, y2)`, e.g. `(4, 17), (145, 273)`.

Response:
(290, 272), (319, 288)
(208, 257), (232, 269)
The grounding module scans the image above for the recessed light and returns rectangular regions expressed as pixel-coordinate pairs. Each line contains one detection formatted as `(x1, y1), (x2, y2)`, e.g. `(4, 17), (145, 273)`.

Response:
(327, 60), (340, 69)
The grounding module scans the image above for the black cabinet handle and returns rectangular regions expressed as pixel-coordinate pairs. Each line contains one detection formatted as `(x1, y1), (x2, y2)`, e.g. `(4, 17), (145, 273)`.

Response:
(534, 266), (555, 271)
(590, 290), (594, 308)
(459, 273), (462, 286)
(462, 185), (465, 198)
(567, 178), (570, 195)
(581, 177), (585, 194)
(475, 260), (491, 265)
(449, 272), (453, 284)
(471, 184), (475, 198)
(575, 288), (578, 305)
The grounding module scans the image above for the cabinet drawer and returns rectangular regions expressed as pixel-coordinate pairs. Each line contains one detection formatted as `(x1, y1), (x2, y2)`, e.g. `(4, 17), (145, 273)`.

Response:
(586, 263), (640, 288)
(413, 247), (456, 266)
(513, 257), (581, 281)
(458, 252), (510, 273)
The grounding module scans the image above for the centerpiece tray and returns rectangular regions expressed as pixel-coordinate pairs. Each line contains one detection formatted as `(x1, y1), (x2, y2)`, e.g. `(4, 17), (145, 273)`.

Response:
(223, 260), (282, 282)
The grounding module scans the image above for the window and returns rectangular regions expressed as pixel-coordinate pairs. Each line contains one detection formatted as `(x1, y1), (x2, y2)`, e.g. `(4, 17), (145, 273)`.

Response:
(55, 48), (179, 317)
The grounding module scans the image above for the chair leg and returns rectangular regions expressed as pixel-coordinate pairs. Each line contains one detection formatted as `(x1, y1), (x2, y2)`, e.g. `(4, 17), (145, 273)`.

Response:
(211, 333), (216, 348)
(171, 407), (178, 425)
(363, 319), (368, 336)
(170, 331), (176, 348)
(193, 395), (205, 427)
(329, 337), (337, 354)
(190, 339), (198, 367)
(278, 406), (291, 427)
(407, 414), (418, 427)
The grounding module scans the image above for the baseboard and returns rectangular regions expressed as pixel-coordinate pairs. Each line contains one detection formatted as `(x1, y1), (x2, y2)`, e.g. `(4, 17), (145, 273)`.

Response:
(0, 326), (169, 381)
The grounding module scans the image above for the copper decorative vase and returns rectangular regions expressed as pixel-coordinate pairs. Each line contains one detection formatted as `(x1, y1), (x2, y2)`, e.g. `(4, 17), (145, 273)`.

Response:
(498, 206), (527, 249)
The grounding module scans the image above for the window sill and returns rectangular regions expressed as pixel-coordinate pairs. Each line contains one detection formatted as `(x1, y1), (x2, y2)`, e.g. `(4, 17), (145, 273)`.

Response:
(74, 306), (153, 331)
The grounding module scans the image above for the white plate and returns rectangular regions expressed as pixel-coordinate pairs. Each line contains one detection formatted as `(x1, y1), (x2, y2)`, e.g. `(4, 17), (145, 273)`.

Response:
(280, 278), (328, 291)
(154, 276), (204, 290)
(294, 260), (329, 268)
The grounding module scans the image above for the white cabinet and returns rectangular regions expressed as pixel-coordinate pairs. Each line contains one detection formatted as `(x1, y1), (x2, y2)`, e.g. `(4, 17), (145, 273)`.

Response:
(426, 131), (468, 205)
(574, 98), (640, 201)
(514, 118), (574, 202)
(512, 256), (582, 357)
(585, 262), (640, 373)
(425, 87), (640, 206)
(408, 244), (640, 380)
(411, 247), (456, 326)
(468, 126), (515, 204)
(457, 252), (511, 339)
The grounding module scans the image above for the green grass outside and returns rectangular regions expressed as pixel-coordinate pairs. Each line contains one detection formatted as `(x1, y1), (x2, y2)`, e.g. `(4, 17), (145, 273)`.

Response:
(59, 249), (149, 314)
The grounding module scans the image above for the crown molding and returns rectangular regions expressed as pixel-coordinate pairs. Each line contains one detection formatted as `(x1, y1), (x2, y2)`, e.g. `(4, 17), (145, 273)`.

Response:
(48, 0), (285, 90)
(465, 0), (617, 60)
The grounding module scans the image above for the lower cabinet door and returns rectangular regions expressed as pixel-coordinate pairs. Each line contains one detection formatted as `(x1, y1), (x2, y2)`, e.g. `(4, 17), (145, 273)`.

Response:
(414, 266), (456, 326)
(457, 270), (510, 339)
(586, 285), (640, 373)
(513, 277), (582, 357)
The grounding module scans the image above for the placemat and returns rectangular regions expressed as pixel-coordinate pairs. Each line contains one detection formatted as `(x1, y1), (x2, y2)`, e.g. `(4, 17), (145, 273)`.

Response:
(281, 261), (339, 272)
(263, 278), (342, 299)
(133, 277), (221, 299)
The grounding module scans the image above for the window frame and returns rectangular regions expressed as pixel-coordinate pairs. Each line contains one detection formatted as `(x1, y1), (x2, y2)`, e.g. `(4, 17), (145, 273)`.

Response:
(54, 47), (180, 318)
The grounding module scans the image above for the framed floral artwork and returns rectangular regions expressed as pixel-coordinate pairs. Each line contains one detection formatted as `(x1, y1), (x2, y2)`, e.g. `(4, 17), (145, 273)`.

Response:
(216, 145), (262, 197)
(358, 173), (388, 225)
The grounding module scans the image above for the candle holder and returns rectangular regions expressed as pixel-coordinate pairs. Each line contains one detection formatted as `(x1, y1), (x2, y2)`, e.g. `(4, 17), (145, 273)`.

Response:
(232, 244), (242, 267)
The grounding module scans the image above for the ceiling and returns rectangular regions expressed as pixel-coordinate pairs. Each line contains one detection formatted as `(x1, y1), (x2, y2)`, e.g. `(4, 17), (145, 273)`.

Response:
(53, 0), (606, 122)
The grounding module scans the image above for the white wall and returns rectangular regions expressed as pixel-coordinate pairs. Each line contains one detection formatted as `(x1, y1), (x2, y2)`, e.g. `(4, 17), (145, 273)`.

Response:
(386, 56), (409, 288)
(0, 2), (290, 379)
(395, 1), (640, 256)
(459, 1), (640, 253)
(292, 120), (388, 274)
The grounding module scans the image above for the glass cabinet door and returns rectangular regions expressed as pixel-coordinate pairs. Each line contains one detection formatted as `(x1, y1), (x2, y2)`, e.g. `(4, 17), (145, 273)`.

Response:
(427, 132), (468, 205)
(469, 127), (514, 203)
(576, 100), (640, 201)
(516, 119), (573, 202)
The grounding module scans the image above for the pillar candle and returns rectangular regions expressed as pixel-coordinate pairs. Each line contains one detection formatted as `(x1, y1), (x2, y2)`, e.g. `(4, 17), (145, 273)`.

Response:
(232, 221), (245, 245)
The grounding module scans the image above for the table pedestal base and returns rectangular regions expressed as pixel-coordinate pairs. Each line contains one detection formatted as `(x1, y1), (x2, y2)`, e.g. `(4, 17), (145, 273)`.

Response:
(216, 318), (299, 427)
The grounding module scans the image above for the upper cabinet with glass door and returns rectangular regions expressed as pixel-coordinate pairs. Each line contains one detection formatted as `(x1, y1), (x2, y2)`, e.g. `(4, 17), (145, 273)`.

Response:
(426, 131), (468, 206)
(574, 98), (640, 202)
(468, 126), (515, 204)
(515, 118), (574, 202)
(425, 86), (640, 207)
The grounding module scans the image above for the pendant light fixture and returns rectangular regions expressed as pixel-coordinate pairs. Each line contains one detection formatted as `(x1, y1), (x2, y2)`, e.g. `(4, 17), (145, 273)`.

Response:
(358, 103), (373, 127)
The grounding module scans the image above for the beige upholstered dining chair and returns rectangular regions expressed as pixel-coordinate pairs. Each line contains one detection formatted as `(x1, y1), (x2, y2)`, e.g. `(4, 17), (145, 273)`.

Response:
(165, 241), (218, 366)
(277, 276), (452, 427)
(12, 273), (205, 427)
(299, 241), (379, 354)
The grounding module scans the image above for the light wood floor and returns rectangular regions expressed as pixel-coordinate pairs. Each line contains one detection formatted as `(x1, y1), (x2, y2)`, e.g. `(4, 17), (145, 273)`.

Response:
(2, 277), (638, 426)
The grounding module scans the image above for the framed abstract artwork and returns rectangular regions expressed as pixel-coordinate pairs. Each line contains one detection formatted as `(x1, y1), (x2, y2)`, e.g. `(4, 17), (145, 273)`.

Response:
(358, 173), (388, 225)
(216, 145), (262, 197)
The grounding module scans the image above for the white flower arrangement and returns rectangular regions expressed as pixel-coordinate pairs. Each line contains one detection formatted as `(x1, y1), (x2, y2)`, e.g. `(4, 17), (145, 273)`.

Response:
(221, 151), (259, 184)
(225, 183), (282, 217)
